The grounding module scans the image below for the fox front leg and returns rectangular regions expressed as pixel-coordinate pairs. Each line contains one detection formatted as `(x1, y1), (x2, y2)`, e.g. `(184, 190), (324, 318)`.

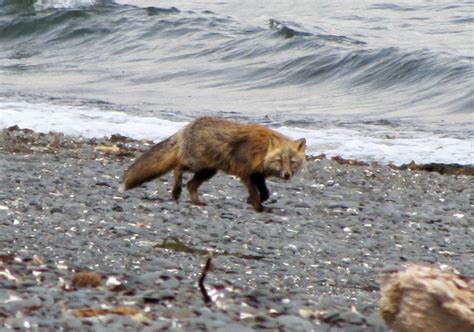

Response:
(241, 176), (266, 212)
(250, 173), (270, 202)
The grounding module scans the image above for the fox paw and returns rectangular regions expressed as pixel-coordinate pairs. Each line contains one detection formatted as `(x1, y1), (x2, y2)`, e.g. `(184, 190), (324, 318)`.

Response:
(192, 201), (207, 207)
(252, 204), (272, 213)
(256, 207), (272, 213)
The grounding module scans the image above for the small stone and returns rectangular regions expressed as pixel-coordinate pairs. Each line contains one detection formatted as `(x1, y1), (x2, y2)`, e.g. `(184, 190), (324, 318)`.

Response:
(161, 277), (179, 289)
(295, 201), (311, 208)
(338, 310), (367, 325)
(276, 315), (314, 331)
(366, 312), (388, 330)
(136, 272), (162, 287)
(57, 316), (83, 330)
(112, 205), (123, 212)
(82, 168), (95, 178)
(142, 319), (172, 331)
(157, 288), (175, 301)
(71, 271), (102, 288)
(50, 207), (63, 214)
(149, 257), (180, 270)
(217, 323), (254, 332)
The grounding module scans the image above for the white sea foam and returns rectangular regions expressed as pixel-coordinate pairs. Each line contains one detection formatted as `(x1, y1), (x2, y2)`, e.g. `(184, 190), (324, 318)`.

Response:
(0, 99), (472, 166)
(277, 127), (473, 165)
(0, 100), (186, 141)
(33, 0), (100, 10)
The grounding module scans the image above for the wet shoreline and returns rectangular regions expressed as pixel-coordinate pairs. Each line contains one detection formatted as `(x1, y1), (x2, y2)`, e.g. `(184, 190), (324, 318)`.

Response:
(0, 127), (472, 331)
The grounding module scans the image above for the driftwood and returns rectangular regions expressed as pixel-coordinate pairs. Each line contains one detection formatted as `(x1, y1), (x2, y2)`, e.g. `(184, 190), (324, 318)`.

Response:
(379, 264), (474, 332)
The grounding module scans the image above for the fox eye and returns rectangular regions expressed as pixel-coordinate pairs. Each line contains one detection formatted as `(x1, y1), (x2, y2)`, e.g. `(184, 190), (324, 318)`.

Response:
(275, 156), (282, 163)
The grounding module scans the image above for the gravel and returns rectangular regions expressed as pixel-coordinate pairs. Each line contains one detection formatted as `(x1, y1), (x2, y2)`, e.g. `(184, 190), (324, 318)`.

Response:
(0, 127), (472, 331)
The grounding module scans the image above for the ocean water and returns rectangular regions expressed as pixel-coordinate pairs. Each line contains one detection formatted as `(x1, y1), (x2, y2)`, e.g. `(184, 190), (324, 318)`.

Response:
(0, 0), (472, 165)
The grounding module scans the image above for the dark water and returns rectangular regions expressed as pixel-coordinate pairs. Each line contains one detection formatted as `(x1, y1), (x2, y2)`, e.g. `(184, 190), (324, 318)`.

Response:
(0, 0), (473, 132)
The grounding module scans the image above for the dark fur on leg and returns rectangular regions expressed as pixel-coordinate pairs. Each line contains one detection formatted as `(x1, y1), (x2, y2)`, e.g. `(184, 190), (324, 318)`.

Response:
(187, 169), (217, 205)
(241, 176), (265, 212)
(172, 167), (183, 201)
(251, 173), (270, 202)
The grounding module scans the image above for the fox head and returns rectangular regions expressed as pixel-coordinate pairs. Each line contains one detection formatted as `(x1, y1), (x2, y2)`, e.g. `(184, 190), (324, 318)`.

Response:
(264, 137), (306, 179)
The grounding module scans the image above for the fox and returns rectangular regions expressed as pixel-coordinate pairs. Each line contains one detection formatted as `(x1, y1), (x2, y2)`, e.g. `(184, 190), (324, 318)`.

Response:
(119, 117), (306, 212)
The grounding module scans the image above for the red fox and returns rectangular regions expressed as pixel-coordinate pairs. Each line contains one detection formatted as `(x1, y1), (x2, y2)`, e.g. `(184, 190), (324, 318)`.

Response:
(119, 117), (306, 212)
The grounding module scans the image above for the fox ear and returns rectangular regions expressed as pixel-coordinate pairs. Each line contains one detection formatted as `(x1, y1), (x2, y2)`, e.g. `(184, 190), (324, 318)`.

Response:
(293, 138), (306, 152)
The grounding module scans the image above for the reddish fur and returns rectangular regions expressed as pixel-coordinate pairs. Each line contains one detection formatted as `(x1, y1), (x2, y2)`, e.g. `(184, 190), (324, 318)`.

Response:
(120, 117), (306, 212)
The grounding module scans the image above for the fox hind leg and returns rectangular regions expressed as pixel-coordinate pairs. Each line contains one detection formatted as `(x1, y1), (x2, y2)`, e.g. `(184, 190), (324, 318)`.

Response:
(172, 167), (183, 201)
(187, 169), (217, 206)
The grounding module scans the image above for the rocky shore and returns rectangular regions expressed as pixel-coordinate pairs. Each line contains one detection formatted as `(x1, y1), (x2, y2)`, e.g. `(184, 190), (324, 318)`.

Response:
(0, 127), (472, 331)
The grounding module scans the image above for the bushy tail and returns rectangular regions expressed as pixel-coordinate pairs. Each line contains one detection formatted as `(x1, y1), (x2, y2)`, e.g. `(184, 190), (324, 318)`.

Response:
(119, 135), (179, 192)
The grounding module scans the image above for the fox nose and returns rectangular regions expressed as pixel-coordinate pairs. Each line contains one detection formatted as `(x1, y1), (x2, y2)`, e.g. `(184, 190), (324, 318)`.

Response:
(283, 172), (291, 179)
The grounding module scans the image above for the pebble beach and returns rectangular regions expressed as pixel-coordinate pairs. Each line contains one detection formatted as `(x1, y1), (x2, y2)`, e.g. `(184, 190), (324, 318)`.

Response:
(0, 127), (472, 331)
